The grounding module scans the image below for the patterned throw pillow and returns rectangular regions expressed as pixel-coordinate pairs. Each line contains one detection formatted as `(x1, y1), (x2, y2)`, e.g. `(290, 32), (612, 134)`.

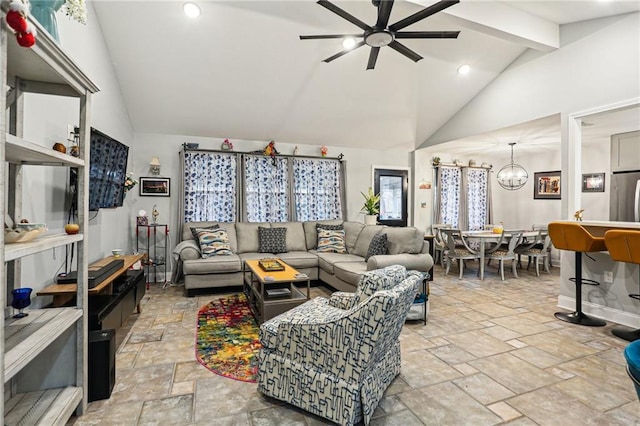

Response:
(317, 228), (347, 254)
(365, 232), (388, 261)
(190, 224), (219, 250)
(196, 228), (232, 257)
(316, 223), (343, 232)
(258, 227), (288, 254)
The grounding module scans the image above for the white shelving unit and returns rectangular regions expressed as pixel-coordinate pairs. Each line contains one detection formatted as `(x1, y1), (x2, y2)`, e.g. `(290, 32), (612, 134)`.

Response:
(1, 6), (99, 425)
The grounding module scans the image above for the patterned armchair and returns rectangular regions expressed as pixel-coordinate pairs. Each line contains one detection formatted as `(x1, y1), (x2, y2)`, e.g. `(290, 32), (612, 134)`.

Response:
(257, 266), (424, 425)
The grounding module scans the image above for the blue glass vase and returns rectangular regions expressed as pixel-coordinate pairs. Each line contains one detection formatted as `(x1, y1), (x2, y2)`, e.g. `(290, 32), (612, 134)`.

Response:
(30, 0), (65, 43)
(11, 288), (32, 318)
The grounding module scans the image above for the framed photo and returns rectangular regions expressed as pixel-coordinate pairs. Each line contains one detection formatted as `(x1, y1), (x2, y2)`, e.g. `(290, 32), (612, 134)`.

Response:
(534, 171), (561, 199)
(582, 173), (605, 192)
(139, 177), (170, 197)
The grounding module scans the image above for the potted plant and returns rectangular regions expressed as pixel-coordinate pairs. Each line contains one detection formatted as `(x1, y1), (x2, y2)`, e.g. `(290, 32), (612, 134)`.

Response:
(361, 188), (380, 225)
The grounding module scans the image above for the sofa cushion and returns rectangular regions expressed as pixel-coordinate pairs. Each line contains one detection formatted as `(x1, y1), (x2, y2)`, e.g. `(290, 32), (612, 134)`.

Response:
(353, 225), (386, 257)
(183, 221), (238, 253)
(183, 254), (242, 274)
(303, 220), (343, 250)
(238, 252), (267, 262)
(277, 251), (319, 269)
(275, 222), (307, 252)
(343, 221), (365, 254)
(313, 251), (364, 274)
(236, 222), (269, 253)
(385, 227), (424, 255)
(196, 228), (233, 257)
(333, 262), (368, 286)
(317, 228), (347, 254)
(365, 232), (388, 261)
(258, 226), (288, 254)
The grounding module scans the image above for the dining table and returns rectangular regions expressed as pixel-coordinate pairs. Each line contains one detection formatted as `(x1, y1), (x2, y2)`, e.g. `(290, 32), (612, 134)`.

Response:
(461, 230), (539, 280)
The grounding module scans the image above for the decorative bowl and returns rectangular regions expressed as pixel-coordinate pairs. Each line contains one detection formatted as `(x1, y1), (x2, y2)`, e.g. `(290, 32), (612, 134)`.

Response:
(16, 223), (47, 232)
(112, 249), (123, 257)
(5, 228), (47, 243)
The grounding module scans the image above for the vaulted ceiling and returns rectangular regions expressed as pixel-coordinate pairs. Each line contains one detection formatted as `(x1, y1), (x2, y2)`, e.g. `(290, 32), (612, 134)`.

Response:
(92, 1), (640, 151)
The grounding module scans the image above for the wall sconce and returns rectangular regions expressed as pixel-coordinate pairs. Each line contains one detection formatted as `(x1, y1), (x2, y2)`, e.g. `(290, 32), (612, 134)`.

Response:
(150, 157), (161, 175)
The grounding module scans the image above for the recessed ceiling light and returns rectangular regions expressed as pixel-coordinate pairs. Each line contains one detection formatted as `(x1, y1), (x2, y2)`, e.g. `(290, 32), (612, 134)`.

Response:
(342, 37), (356, 49)
(458, 64), (470, 75)
(183, 2), (201, 18)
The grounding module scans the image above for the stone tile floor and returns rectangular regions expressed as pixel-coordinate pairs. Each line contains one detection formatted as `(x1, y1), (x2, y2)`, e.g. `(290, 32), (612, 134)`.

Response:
(70, 263), (640, 425)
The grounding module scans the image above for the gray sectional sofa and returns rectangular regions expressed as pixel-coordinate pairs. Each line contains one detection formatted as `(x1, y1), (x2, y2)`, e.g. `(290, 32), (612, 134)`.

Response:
(175, 220), (433, 295)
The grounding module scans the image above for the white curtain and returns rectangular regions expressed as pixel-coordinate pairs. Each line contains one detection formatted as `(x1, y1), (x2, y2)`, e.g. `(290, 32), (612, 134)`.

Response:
(243, 155), (289, 222)
(436, 166), (461, 228)
(183, 151), (237, 222)
(292, 158), (343, 221)
(466, 168), (489, 231)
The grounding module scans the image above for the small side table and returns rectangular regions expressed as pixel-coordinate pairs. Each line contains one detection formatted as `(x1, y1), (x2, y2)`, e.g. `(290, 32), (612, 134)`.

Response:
(136, 224), (169, 287)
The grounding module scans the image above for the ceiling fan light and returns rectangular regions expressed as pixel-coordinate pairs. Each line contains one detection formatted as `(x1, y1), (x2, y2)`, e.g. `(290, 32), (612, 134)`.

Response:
(183, 1), (201, 18)
(342, 37), (356, 49)
(365, 30), (394, 47)
(458, 64), (470, 74)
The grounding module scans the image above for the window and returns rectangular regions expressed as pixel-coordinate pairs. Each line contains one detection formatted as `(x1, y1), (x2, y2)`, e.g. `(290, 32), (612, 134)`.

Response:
(293, 158), (343, 221)
(183, 151), (237, 222)
(244, 155), (289, 222)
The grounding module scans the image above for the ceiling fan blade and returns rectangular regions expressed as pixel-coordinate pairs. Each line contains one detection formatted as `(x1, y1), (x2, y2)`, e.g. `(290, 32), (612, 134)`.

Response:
(388, 41), (423, 62)
(317, 0), (371, 31)
(389, 0), (459, 32)
(376, 0), (394, 29)
(300, 34), (364, 40)
(323, 40), (366, 63)
(395, 31), (460, 39)
(367, 47), (380, 70)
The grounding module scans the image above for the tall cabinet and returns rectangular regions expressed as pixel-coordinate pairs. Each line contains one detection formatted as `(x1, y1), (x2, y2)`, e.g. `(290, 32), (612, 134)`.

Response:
(1, 7), (99, 425)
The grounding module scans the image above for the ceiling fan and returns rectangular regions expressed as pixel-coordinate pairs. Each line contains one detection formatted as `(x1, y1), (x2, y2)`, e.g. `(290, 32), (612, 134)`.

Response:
(300, 0), (460, 70)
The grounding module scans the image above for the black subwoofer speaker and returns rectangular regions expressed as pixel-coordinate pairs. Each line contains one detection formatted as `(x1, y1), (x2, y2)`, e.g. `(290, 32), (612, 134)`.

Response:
(88, 329), (116, 402)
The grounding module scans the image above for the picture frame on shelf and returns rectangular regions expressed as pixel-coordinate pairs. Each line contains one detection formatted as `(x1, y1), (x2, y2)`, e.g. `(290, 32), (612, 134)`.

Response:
(582, 172), (605, 192)
(139, 177), (170, 197)
(533, 171), (561, 199)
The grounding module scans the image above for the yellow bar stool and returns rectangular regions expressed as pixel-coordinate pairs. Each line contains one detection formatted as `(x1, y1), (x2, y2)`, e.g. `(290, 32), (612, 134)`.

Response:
(548, 222), (606, 326)
(604, 230), (640, 342)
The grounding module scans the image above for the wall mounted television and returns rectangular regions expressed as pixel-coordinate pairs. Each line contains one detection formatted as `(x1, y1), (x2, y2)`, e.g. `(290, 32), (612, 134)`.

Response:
(89, 128), (129, 211)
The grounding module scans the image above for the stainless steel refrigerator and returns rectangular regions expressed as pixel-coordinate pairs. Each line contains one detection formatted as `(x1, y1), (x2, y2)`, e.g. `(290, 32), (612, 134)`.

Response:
(610, 170), (640, 222)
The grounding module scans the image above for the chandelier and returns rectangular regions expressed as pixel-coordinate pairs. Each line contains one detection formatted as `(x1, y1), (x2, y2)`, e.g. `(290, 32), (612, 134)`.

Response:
(497, 142), (528, 190)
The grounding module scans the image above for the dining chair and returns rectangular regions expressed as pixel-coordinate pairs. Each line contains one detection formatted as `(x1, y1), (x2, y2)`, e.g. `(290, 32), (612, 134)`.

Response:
(486, 231), (524, 280)
(431, 224), (451, 267)
(442, 229), (480, 279)
(515, 230), (552, 276)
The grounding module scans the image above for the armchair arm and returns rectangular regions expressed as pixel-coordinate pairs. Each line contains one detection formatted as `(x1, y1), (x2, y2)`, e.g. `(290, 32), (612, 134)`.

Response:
(367, 253), (433, 272)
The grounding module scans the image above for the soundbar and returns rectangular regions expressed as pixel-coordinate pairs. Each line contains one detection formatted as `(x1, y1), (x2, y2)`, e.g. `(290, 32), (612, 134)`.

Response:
(57, 259), (125, 289)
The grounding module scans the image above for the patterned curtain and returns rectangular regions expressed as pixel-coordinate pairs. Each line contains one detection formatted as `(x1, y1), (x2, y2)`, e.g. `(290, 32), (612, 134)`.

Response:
(183, 152), (237, 222)
(244, 155), (289, 222)
(437, 166), (461, 228)
(292, 158), (343, 221)
(466, 168), (489, 231)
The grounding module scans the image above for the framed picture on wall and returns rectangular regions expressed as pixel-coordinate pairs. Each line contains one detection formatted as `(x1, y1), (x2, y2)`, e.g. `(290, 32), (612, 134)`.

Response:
(582, 173), (605, 192)
(533, 171), (561, 199)
(139, 177), (170, 197)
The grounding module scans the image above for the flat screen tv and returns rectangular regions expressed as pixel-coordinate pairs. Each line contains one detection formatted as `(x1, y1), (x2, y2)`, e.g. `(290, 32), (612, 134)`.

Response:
(89, 128), (129, 211)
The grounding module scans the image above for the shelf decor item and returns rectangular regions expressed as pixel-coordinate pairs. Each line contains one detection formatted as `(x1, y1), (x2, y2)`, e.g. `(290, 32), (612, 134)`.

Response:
(221, 139), (233, 151)
(124, 172), (138, 193)
(30, 0), (86, 43)
(11, 287), (32, 318)
(6, 0), (37, 48)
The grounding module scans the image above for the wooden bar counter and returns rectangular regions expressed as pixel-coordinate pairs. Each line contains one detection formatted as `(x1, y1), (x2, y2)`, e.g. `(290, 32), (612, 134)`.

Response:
(38, 253), (144, 307)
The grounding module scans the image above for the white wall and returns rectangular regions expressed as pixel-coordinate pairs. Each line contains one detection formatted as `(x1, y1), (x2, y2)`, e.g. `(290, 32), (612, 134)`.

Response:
(18, 4), (134, 306)
(580, 142), (611, 221)
(422, 13), (640, 148)
(128, 133), (412, 276)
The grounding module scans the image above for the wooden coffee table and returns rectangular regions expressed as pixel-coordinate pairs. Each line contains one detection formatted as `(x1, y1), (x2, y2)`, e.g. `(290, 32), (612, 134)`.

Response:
(243, 258), (310, 323)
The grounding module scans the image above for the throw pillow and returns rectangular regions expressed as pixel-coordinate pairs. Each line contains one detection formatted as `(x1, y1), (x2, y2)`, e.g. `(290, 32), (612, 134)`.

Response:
(258, 227), (288, 254)
(365, 232), (388, 261)
(190, 224), (219, 250)
(317, 228), (347, 254)
(196, 228), (232, 257)
(316, 223), (343, 233)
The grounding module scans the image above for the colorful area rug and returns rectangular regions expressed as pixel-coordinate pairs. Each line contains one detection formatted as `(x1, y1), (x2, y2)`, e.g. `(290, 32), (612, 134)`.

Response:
(196, 293), (261, 382)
